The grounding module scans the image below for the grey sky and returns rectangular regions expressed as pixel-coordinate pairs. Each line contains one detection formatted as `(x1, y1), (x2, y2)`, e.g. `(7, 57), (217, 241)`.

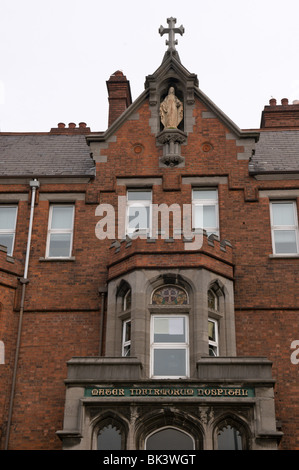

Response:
(1, 0), (299, 132)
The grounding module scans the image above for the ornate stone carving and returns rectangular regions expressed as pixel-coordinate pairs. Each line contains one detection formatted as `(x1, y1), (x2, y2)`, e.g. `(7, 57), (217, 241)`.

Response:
(156, 128), (187, 167)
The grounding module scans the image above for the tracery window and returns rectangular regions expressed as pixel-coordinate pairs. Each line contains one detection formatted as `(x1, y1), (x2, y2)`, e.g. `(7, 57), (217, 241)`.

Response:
(217, 424), (243, 450)
(152, 285), (188, 305)
(97, 424), (122, 450)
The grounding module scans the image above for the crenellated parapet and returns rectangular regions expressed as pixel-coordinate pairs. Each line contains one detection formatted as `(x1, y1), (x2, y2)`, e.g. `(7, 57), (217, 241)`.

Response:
(107, 232), (233, 281)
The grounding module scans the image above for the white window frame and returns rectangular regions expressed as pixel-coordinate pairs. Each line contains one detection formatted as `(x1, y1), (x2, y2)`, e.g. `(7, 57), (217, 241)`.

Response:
(0, 205), (18, 256)
(122, 319), (131, 357)
(192, 188), (219, 237)
(126, 189), (152, 236)
(46, 204), (74, 258)
(150, 314), (189, 379)
(270, 201), (299, 255)
(208, 318), (219, 356)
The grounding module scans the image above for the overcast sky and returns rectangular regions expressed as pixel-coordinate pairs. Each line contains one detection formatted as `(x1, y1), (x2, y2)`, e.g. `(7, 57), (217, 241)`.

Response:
(1, 0), (299, 133)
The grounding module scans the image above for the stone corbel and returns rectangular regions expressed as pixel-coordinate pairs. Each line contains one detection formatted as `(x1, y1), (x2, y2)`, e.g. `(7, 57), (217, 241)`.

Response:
(156, 128), (187, 167)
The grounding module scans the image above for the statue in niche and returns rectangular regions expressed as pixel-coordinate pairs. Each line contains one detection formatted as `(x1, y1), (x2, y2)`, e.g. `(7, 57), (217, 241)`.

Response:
(159, 87), (183, 129)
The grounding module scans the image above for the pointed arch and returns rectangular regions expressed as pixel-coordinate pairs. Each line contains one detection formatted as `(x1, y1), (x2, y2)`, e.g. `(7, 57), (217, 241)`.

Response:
(212, 413), (251, 450)
(91, 410), (129, 450)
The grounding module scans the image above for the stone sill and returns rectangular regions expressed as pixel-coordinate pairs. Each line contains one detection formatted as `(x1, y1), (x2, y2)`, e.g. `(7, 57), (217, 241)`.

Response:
(39, 256), (76, 262)
(269, 254), (299, 259)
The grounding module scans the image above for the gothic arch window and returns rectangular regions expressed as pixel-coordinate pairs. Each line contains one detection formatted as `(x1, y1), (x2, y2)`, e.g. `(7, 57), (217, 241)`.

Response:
(214, 416), (249, 450)
(98, 424), (122, 450)
(145, 426), (195, 450)
(93, 414), (127, 450)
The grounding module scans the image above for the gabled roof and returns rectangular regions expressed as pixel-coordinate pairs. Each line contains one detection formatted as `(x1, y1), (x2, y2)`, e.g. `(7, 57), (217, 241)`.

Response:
(0, 133), (95, 178)
(87, 53), (259, 144)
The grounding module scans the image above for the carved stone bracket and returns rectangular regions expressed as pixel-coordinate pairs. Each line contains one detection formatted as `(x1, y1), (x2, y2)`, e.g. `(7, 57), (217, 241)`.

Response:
(156, 128), (187, 166)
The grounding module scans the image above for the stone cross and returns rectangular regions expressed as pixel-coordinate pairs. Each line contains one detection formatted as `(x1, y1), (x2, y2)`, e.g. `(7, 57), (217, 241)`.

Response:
(159, 17), (184, 52)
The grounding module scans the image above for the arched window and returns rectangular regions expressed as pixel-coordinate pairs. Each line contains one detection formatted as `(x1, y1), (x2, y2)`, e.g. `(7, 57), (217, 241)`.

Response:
(145, 427), (194, 450)
(208, 289), (218, 311)
(97, 424), (122, 450)
(122, 289), (131, 311)
(152, 285), (188, 305)
(217, 424), (243, 450)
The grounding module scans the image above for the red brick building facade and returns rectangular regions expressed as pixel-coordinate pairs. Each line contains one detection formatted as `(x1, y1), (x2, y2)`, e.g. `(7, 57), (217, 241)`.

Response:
(0, 18), (298, 450)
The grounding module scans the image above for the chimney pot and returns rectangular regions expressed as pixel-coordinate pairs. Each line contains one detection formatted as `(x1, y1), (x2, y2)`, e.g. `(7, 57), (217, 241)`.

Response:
(281, 98), (289, 106)
(58, 122), (65, 128)
(68, 123), (76, 128)
(269, 98), (277, 106)
(79, 122), (87, 128)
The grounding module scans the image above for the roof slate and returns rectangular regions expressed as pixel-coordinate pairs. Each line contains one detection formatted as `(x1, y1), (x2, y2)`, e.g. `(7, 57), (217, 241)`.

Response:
(0, 134), (95, 178)
(250, 130), (299, 174)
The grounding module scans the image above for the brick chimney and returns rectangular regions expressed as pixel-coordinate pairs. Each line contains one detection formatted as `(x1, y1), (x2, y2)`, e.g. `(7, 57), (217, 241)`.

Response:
(106, 71), (132, 127)
(261, 98), (299, 129)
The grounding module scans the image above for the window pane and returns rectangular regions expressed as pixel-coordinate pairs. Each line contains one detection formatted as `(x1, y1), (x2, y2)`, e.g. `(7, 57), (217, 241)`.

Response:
(127, 190), (152, 201)
(208, 320), (216, 341)
(146, 428), (194, 450)
(194, 205), (203, 228)
(0, 234), (14, 255)
(48, 233), (71, 257)
(0, 206), (17, 230)
(124, 321), (131, 343)
(217, 425), (242, 450)
(193, 189), (217, 200)
(154, 317), (185, 343)
(51, 206), (73, 229)
(203, 205), (216, 227)
(272, 203), (295, 226)
(128, 206), (150, 230)
(274, 230), (297, 254)
(153, 349), (186, 376)
(123, 345), (130, 356)
(97, 424), (121, 450)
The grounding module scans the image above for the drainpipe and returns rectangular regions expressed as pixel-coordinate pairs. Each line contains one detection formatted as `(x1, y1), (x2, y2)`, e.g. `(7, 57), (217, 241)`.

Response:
(4, 179), (39, 450)
(98, 286), (107, 356)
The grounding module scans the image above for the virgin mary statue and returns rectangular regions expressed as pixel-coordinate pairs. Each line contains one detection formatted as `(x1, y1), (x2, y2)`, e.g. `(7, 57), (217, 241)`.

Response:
(159, 87), (183, 129)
